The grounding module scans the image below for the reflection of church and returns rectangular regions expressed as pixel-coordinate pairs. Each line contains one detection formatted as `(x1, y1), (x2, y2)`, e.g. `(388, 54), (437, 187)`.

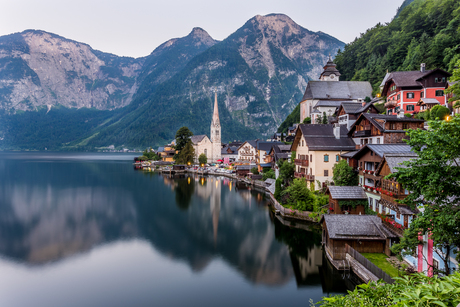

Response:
(191, 92), (222, 163)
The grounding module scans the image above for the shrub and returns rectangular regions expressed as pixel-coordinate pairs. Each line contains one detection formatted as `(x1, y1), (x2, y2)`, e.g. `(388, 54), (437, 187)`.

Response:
(281, 178), (315, 211)
(430, 105), (450, 120)
(250, 167), (259, 175)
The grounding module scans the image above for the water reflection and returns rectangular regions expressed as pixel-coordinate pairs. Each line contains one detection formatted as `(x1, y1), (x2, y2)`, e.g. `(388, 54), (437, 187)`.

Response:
(0, 153), (357, 298)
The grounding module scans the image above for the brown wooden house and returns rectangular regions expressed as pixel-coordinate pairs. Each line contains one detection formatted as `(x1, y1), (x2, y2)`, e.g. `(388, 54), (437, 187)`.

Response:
(336, 100), (380, 130)
(321, 215), (397, 261)
(348, 113), (424, 149)
(326, 186), (367, 215)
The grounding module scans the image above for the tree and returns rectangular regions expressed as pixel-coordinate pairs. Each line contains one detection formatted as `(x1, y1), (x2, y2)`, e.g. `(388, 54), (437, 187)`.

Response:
(250, 167), (259, 175)
(322, 111), (328, 124)
(389, 115), (460, 275)
(175, 141), (195, 164)
(262, 169), (275, 181)
(446, 59), (460, 109)
(302, 117), (311, 124)
(430, 105), (450, 120)
(198, 153), (207, 165)
(278, 159), (294, 186)
(332, 160), (358, 186)
(274, 178), (282, 201)
(175, 127), (193, 152)
(281, 178), (316, 211)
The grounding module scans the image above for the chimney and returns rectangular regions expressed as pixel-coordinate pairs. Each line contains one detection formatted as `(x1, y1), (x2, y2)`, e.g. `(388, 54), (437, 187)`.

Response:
(420, 63), (426, 73)
(333, 123), (341, 139)
(398, 110), (405, 118)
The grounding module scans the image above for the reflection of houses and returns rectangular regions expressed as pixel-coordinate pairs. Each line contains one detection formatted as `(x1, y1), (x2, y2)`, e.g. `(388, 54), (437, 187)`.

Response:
(322, 215), (397, 262)
(291, 124), (356, 189)
(326, 186), (367, 215)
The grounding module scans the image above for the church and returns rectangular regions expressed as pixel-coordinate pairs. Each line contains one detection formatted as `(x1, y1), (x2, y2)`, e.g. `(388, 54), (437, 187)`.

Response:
(299, 57), (373, 124)
(191, 92), (222, 163)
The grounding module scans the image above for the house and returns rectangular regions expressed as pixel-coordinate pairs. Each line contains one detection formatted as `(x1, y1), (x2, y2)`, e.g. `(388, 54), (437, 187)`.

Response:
(349, 144), (415, 215)
(416, 98), (442, 112)
(235, 165), (251, 177)
(291, 124), (356, 189)
(191, 135), (213, 163)
(221, 145), (238, 162)
(347, 113), (424, 148)
(158, 144), (176, 162)
(326, 186), (368, 215)
(381, 63), (451, 115)
(267, 144), (291, 168)
(299, 58), (373, 122)
(321, 215), (397, 261)
(256, 141), (284, 171)
(336, 100), (380, 130)
(237, 140), (258, 162)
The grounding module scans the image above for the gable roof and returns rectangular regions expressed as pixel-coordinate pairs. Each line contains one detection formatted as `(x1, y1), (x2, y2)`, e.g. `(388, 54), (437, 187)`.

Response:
(416, 98), (440, 106)
(238, 140), (258, 151)
(381, 68), (451, 93)
(375, 152), (418, 175)
(190, 135), (207, 144)
(348, 113), (424, 134)
(322, 215), (396, 239)
(352, 144), (414, 160)
(295, 124), (356, 151)
(338, 100), (380, 115)
(327, 186), (367, 199)
(301, 81), (373, 101)
(257, 141), (284, 152)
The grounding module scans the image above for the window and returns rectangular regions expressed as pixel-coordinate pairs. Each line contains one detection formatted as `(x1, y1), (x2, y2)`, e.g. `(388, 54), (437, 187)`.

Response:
(324, 170), (329, 176)
(336, 155), (339, 162)
(435, 77), (439, 83)
(204, 149), (207, 156)
(433, 259), (439, 274)
(406, 92), (414, 99)
(377, 138), (380, 144)
(396, 211), (401, 220)
(421, 91), (424, 98)
(310, 154), (312, 162)
(301, 140), (304, 147)
(442, 77), (446, 83)
(403, 123), (409, 129)
(369, 138), (372, 144)
(436, 90), (444, 96)
(324, 154), (329, 162)
(371, 151), (373, 156)
(397, 94), (400, 100)
(406, 104), (414, 111)
(216, 130), (219, 135)
(389, 122), (396, 130)
(375, 200), (379, 212)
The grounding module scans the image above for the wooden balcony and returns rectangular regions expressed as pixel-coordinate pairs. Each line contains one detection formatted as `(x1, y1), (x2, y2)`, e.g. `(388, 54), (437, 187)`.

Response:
(294, 172), (315, 181)
(385, 101), (398, 109)
(354, 130), (371, 137)
(294, 159), (309, 167)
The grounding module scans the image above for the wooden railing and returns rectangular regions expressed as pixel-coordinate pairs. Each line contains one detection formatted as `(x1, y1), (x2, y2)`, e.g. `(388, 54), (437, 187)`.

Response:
(382, 219), (405, 237)
(346, 244), (394, 284)
(294, 172), (315, 181)
(294, 159), (309, 167)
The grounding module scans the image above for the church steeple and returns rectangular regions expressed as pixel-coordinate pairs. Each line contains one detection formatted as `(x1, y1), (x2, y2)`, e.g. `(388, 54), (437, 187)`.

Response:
(319, 54), (341, 81)
(211, 91), (220, 127)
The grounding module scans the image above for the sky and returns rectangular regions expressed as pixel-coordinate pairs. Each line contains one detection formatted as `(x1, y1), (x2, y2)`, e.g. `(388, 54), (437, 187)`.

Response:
(0, 0), (404, 58)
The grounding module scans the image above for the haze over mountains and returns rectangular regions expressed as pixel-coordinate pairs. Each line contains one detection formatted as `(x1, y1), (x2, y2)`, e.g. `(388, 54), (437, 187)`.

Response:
(0, 14), (344, 150)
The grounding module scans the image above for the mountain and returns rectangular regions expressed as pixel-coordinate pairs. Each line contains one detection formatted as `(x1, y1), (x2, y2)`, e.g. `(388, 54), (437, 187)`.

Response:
(85, 14), (345, 148)
(0, 14), (344, 150)
(334, 0), (460, 92)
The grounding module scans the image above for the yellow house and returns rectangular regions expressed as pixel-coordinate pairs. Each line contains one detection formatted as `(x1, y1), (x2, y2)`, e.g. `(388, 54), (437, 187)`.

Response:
(158, 144), (177, 162)
(291, 124), (356, 189)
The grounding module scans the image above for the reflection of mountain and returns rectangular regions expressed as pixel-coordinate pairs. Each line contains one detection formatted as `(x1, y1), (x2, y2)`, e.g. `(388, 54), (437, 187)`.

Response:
(0, 156), (338, 289)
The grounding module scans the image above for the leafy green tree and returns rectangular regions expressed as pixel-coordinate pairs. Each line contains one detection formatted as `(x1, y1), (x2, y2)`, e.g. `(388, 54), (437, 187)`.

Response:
(281, 178), (315, 211)
(175, 127), (193, 152)
(250, 167), (259, 175)
(262, 169), (275, 181)
(198, 153), (207, 165)
(278, 159), (294, 186)
(322, 111), (328, 124)
(332, 159), (358, 186)
(430, 105), (450, 120)
(302, 117), (311, 124)
(143, 148), (160, 160)
(274, 178), (282, 201)
(389, 115), (460, 275)
(446, 59), (460, 109)
(175, 141), (195, 164)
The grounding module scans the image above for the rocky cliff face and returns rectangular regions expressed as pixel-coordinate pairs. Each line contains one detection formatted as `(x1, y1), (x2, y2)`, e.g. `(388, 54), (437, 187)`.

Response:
(0, 30), (144, 111)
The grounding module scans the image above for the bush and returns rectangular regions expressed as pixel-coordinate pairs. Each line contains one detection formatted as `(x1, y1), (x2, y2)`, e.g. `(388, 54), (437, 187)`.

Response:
(274, 178), (282, 200)
(281, 178), (315, 211)
(262, 169), (275, 181)
(198, 153), (207, 165)
(430, 105), (450, 120)
(250, 167), (259, 175)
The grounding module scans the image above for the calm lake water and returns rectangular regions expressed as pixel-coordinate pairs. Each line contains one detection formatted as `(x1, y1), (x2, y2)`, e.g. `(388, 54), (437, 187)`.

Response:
(0, 152), (358, 307)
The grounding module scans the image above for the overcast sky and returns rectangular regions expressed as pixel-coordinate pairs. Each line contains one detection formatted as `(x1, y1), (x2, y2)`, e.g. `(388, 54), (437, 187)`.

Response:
(1, 0), (403, 58)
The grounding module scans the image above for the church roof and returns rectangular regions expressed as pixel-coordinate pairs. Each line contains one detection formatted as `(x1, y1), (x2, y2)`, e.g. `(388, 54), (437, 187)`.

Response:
(301, 81), (373, 101)
(211, 91), (220, 127)
(190, 135), (207, 144)
(319, 56), (341, 78)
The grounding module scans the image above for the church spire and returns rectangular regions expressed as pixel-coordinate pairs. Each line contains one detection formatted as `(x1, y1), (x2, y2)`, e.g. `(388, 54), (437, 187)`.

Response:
(212, 91), (220, 127)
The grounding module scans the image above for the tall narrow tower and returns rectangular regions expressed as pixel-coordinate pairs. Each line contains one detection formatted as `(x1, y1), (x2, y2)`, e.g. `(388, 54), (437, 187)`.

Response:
(210, 91), (222, 163)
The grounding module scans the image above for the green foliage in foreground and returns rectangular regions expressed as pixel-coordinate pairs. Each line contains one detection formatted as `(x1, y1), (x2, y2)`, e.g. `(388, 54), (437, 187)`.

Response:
(198, 153), (207, 165)
(262, 169), (275, 181)
(281, 178), (316, 211)
(361, 253), (401, 278)
(332, 159), (358, 186)
(316, 272), (460, 307)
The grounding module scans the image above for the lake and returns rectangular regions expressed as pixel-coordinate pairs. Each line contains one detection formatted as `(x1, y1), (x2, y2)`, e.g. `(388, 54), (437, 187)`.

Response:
(0, 152), (358, 307)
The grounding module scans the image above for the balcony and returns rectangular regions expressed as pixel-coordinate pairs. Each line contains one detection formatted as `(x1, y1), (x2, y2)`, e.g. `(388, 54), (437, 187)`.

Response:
(294, 159), (309, 167)
(354, 130), (371, 137)
(294, 172), (315, 181)
(385, 101), (398, 109)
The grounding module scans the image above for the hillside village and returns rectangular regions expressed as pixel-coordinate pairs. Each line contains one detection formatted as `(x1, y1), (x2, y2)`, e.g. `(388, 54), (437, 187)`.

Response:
(148, 56), (459, 281)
